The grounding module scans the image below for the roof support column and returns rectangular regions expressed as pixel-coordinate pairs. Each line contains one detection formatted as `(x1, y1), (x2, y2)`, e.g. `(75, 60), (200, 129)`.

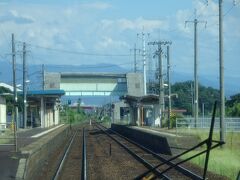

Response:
(41, 97), (45, 128)
(137, 105), (141, 126)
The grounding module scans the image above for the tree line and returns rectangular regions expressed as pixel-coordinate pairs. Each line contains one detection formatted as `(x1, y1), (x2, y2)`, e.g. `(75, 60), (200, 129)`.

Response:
(148, 80), (240, 117)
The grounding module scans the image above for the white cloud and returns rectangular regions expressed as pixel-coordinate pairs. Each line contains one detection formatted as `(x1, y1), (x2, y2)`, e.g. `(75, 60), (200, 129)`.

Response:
(0, 10), (35, 24)
(95, 36), (129, 50)
(175, 9), (192, 35)
(122, 17), (168, 31)
(225, 16), (240, 38)
(100, 17), (168, 32)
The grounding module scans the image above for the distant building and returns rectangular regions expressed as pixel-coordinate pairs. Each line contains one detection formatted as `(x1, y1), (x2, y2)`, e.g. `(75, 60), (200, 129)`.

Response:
(0, 96), (6, 129)
(120, 94), (160, 126)
(0, 82), (21, 92)
(112, 101), (129, 123)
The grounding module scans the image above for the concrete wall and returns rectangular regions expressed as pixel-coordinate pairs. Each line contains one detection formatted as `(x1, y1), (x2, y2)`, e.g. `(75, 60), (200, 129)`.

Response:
(16, 125), (71, 180)
(113, 101), (128, 121)
(44, 72), (61, 90)
(111, 124), (172, 155)
(126, 73), (144, 97)
(0, 97), (6, 129)
(39, 99), (59, 128)
(44, 109), (54, 127)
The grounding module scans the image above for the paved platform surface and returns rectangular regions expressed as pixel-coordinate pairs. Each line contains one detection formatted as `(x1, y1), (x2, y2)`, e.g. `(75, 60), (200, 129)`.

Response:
(0, 126), (58, 180)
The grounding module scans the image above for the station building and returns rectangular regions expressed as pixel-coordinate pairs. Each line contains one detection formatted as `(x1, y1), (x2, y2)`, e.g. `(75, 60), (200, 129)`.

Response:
(119, 94), (160, 126)
(22, 90), (65, 128)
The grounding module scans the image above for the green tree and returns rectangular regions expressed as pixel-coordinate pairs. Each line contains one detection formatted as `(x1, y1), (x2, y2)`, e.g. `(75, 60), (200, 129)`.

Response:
(226, 93), (240, 117)
(171, 81), (193, 115)
(160, 81), (219, 116)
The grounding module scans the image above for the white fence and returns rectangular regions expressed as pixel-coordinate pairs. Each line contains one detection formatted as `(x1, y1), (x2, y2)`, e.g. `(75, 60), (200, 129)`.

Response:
(176, 117), (240, 132)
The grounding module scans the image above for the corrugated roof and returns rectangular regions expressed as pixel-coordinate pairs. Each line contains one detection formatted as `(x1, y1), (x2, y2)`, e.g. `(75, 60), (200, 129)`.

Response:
(0, 82), (22, 92)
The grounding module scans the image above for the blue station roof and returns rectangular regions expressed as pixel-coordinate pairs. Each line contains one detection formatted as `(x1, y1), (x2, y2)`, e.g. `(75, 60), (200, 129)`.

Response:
(20, 89), (65, 96)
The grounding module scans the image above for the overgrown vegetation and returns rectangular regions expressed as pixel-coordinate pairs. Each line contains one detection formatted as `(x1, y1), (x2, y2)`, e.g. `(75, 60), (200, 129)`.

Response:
(226, 93), (240, 117)
(60, 105), (87, 124)
(171, 81), (220, 116)
(180, 130), (240, 180)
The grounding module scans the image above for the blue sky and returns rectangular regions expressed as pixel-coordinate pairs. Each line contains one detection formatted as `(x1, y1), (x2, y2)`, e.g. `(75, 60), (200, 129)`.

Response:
(0, 0), (239, 86)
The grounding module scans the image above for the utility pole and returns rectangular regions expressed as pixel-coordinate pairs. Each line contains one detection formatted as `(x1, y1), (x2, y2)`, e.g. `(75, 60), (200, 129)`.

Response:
(142, 32), (147, 95)
(12, 33), (18, 151)
(137, 31), (149, 95)
(148, 41), (171, 127)
(23, 42), (27, 129)
(42, 64), (45, 90)
(185, 10), (206, 128)
(190, 82), (194, 117)
(12, 34), (17, 127)
(130, 44), (140, 73)
(219, 0), (225, 142)
(167, 45), (171, 129)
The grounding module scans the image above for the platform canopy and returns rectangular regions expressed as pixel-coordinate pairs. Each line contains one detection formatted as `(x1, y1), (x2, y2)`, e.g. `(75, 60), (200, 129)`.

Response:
(26, 89), (65, 97)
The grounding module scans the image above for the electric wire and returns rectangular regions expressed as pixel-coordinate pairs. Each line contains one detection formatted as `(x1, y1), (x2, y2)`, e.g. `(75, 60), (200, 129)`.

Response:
(16, 41), (132, 57)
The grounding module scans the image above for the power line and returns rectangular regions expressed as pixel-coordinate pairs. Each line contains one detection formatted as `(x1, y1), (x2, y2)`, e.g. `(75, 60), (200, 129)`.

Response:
(196, 0), (209, 19)
(16, 41), (131, 57)
(28, 55), (133, 69)
(199, 2), (237, 33)
(0, 24), (11, 49)
(5, 70), (42, 85)
(223, 4), (235, 16)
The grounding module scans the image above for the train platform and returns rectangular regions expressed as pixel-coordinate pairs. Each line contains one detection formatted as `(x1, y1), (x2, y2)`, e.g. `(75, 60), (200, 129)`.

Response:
(111, 124), (201, 155)
(0, 125), (64, 180)
(132, 126), (201, 152)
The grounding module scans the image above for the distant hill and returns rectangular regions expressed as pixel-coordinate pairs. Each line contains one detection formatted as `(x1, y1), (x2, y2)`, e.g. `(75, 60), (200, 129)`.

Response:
(0, 61), (239, 97)
(171, 71), (240, 97)
(43, 63), (129, 73)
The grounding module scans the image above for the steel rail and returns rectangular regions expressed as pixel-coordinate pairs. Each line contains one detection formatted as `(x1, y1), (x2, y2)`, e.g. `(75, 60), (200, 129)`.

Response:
(97, 122), (202, 180)
(94, 123), (171, 180)
(52, 130), (77, 180)
(81, 128), (87, 180)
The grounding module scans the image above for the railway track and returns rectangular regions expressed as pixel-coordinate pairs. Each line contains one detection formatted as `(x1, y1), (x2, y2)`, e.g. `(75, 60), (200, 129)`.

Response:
(49, 119), (224, 180)
(93, 122), (204, 180)
(52, 127), (86, 180)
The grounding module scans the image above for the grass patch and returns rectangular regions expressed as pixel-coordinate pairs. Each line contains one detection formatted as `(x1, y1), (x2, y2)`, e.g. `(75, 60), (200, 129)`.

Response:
(178, 129), (240, 180)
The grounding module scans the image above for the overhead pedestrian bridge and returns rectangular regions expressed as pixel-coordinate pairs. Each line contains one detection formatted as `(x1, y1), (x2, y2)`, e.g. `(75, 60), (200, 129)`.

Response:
(44, 72), (144, 97)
